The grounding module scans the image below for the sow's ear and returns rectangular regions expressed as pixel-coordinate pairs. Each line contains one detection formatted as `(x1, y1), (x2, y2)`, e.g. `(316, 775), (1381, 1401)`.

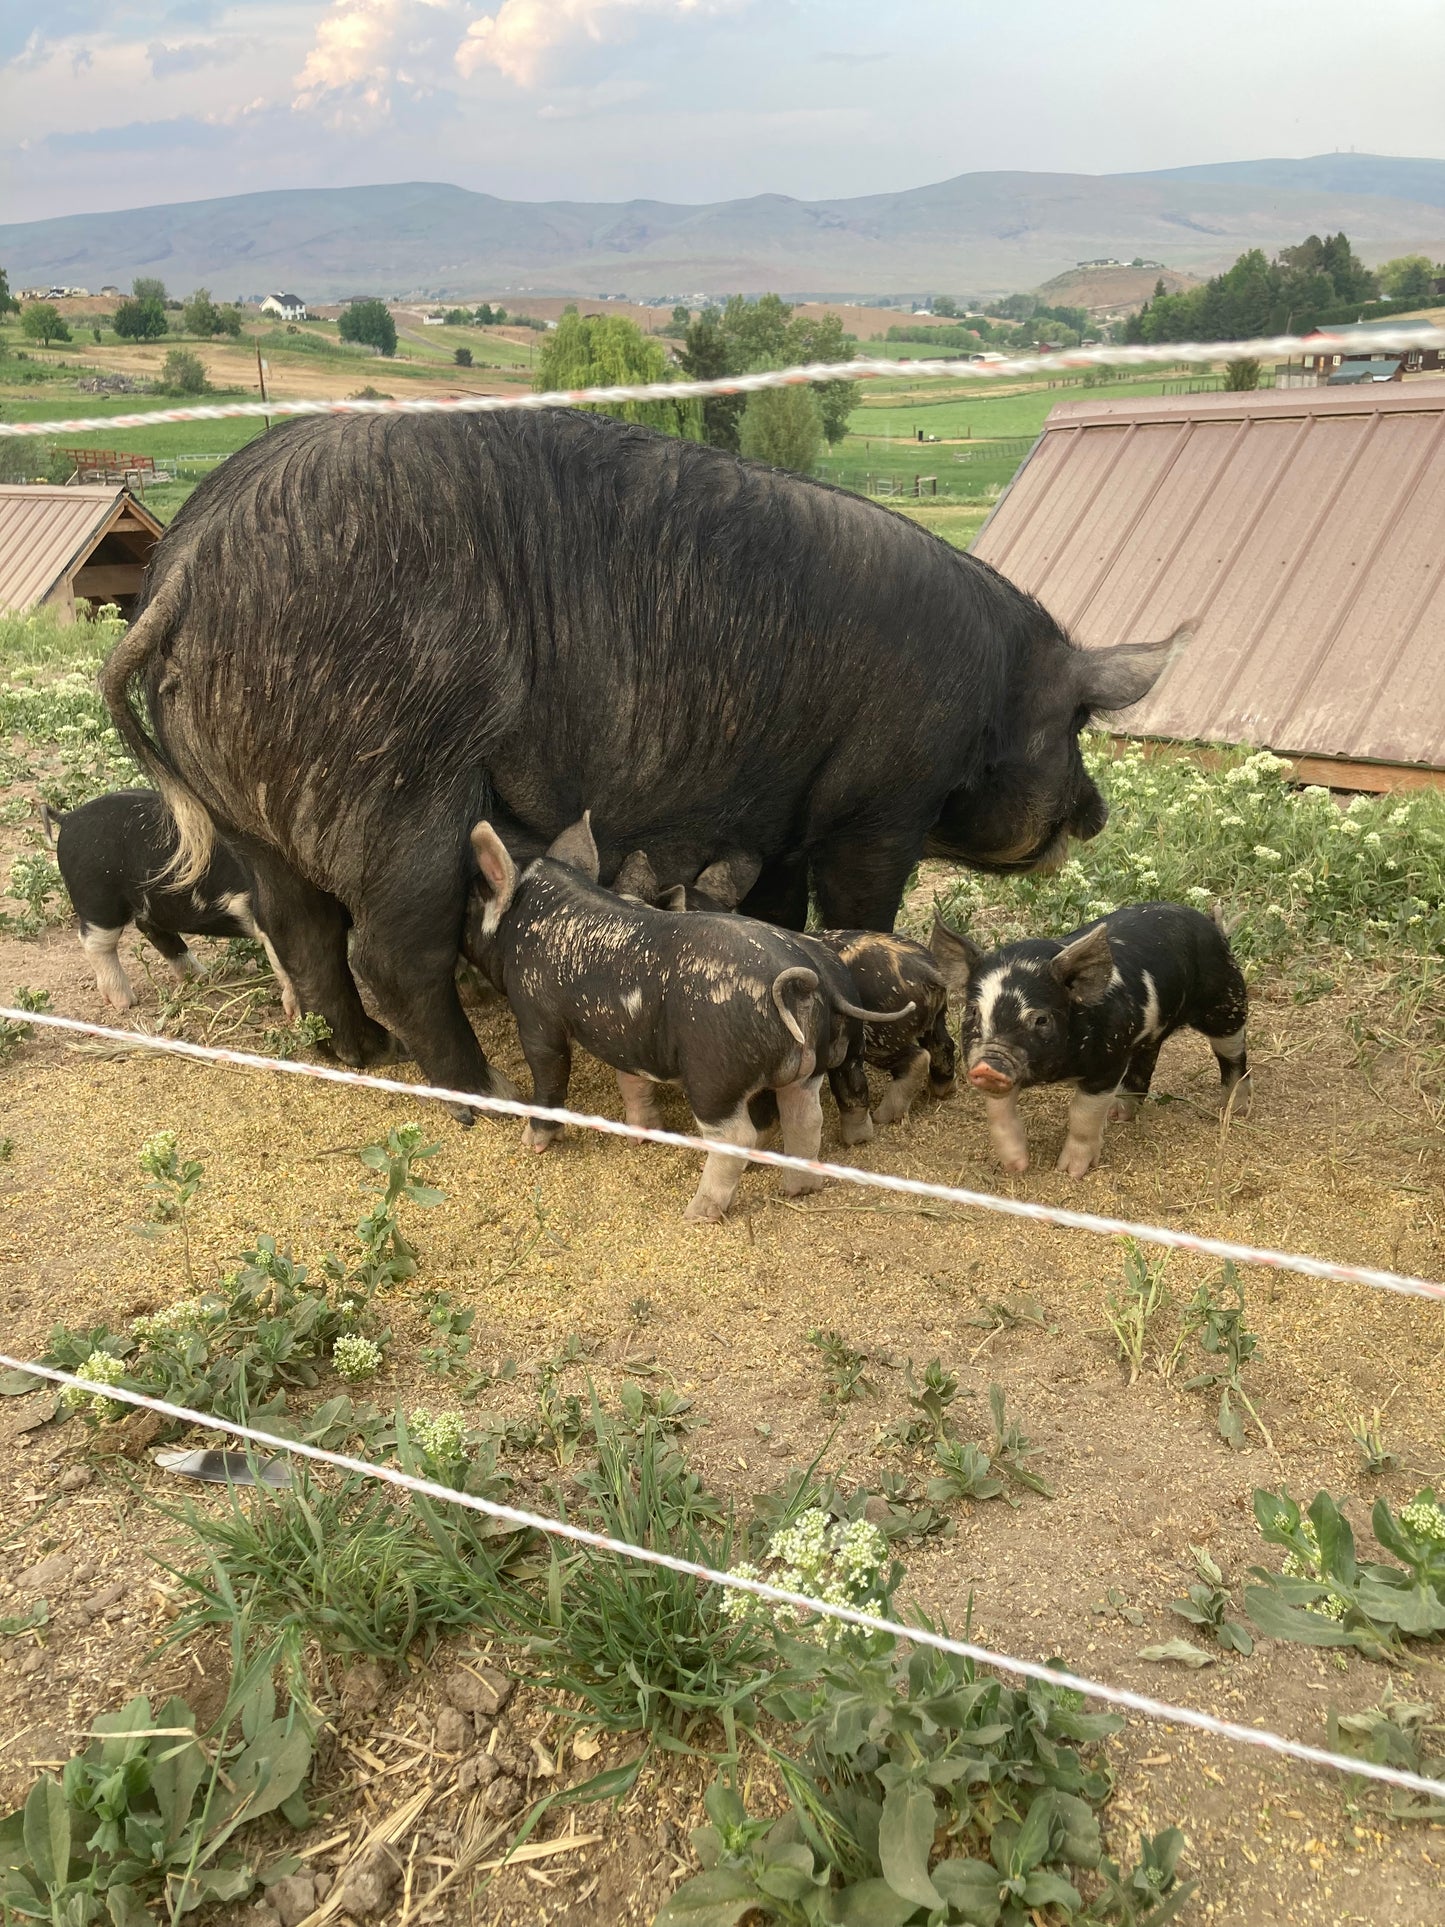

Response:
(693, 850), (762, 910)
(613, 849), (659, 901)
(929, 912), (980, 995)
(546, 811), (600, 882)
(1051, 925), (1114, 1004)
(470, 822), (518, 935)
(1078, 622), (1194, 715)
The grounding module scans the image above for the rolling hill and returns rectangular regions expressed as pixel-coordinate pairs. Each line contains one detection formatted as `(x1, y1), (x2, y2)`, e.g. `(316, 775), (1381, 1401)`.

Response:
(3, 154), (1444, 301)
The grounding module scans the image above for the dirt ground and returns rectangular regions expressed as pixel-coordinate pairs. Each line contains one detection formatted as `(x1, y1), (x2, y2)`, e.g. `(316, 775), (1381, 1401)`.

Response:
(2, 849), (1444, 1924)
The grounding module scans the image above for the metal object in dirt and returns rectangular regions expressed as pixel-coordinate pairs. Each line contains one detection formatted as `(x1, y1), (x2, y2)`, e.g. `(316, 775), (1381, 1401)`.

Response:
(154, 1447), (293, 1487)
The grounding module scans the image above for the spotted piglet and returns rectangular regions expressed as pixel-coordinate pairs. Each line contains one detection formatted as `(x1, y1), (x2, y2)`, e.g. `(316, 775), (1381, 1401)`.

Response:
(467, 815), (916, 1220)
(43, 789), (296, 1015)
(949, 902), (1250, 1177)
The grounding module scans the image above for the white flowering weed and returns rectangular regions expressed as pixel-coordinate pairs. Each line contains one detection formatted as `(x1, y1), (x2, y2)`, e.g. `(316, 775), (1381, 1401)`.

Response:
(333, 1333), (384, 1383)
(723, 1508), (890, 1624)
(932, 737), (1445, 968)
(60, 1349), (129, 1424)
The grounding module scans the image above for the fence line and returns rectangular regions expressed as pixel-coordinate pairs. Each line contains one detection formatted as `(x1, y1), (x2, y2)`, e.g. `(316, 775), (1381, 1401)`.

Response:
(1, 325), (1441, 440)
(6, 1006), (1444, 1305)
(5, 1355), (1442, 1807)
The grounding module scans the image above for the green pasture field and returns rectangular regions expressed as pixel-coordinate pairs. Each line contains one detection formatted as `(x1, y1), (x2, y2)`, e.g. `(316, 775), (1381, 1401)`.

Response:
(817, 433), (1024, 502)
(847, 373), (1191, 440)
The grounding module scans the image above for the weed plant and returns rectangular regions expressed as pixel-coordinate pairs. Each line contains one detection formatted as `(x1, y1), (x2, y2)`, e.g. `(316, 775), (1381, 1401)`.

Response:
(43, 1129), (437, 1429)
(1328, 1684), (1445, 1822)
(664, 1627), (1193, 1926)
(0, 1669), (311, 1924)
(1247, 1487), (1445, 1658)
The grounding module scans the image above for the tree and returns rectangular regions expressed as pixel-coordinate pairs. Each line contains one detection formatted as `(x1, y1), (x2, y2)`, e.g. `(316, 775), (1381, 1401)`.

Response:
(454, 346), (472, 367)
(1223, 358), (1261, 391)
(738, 381), (824, 474)
(21, 301), (70, 346)
(473, 302), (507, 326)
(444, 307), (472, 326)
(339, 299), (397, 357)
(181, 287), (230, 336)
(0, 265), (17, 316)
(681, 293), (857, 451)
(932, 295), (958, 318)
(1378, 254), (1436, 304)
(159, 349), (208, 395)
(661, 303), (692, 337)
(132, 276), (168, 308)
(534, 311), (699, 438)
(113, 295), (169, 340)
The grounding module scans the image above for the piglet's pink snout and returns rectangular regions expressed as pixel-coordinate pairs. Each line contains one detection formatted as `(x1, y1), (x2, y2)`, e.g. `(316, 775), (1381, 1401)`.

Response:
(968, 1063), (1016, 1095)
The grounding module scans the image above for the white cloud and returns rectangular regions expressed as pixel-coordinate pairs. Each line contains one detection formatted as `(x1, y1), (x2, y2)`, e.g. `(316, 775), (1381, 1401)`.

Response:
(292, 0), (463, 113)
(455, 0), (749, 89)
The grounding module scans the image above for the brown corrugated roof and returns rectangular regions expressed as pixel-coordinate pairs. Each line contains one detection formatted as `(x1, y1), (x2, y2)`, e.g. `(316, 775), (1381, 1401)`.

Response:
(0, 483), (162, 613)
(972, 380), (1445, 774)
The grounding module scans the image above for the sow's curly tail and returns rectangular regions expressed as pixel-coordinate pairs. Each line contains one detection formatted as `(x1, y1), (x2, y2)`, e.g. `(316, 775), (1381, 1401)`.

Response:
(97, 578), (217, 888)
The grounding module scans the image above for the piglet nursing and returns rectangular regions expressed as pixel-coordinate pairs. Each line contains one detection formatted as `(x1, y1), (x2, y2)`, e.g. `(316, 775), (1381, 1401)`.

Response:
(953, 901), (1250, 1177)
(465, 814), (914, 1220)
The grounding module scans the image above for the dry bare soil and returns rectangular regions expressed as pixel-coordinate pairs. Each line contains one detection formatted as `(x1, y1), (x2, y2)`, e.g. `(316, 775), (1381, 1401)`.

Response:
(2, 828), (1444, 1924)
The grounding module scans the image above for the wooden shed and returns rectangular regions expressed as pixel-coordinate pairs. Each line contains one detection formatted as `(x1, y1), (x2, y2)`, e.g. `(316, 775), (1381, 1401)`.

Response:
(972, 379), (1445, 789)
(0, 484), (162, 623)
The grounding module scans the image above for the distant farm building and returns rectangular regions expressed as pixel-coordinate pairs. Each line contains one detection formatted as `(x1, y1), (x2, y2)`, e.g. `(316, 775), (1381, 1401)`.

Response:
(261, 292), (307, 321)
(972, 379), (1445, 788)
(0, 484), (162, 624)
(1304, 318), (1444, 381)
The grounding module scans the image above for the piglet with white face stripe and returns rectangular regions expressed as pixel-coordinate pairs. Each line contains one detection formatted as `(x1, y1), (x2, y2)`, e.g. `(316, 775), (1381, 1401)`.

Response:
(938, 903), (1250, 1177)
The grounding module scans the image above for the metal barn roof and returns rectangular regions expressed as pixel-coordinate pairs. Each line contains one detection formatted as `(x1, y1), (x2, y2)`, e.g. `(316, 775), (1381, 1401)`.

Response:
(972, 380), (1445, 784)
(0, 483), (162, 617)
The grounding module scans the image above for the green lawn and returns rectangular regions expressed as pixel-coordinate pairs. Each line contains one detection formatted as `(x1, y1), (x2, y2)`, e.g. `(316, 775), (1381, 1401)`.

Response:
(848, 373), (1193, 440)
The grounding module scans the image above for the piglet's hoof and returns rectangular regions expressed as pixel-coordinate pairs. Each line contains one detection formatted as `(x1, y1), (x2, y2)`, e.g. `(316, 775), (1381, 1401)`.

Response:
(779, 1171), (825, 1198)
(838, 1110), (875, 1147)
(1108, 1098), (1140, 1124)
(1056, 1143), (1099, 1178)
(522, 1121), (559, 1154)
(684, 1193), (727, 1223)
(998, 1153), (1029, 1176)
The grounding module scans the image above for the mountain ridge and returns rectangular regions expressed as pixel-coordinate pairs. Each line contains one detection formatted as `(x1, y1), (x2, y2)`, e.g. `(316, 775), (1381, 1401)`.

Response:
(4, 154), (1444, 299)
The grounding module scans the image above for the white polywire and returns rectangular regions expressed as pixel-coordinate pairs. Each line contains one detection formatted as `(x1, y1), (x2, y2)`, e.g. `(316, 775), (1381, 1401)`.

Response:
(6, 1005), (1445, 1305)
(0, 324), (1441, 439)
(5, 1355), (1444, 1807)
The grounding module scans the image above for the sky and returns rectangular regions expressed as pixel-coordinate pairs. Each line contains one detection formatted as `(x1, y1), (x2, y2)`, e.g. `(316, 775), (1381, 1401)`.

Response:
(3, 0), (1445, 224)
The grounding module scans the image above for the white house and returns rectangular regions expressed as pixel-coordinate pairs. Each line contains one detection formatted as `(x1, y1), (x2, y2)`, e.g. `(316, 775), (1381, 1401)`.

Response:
(261, 292), (307, 322)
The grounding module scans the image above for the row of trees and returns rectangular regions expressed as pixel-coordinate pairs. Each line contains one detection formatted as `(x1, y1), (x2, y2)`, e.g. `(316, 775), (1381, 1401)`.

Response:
(532, 295), (859, 471)
(1122, 233), (1437, 344)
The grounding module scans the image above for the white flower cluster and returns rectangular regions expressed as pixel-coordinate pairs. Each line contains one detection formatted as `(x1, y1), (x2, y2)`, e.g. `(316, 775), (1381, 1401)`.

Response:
(333, 1333), (383, 1382)
(1399, 1498), (1445, 1547)
(410, 1408), (467, 1464)
(722, 1508), (889, 1625)
(132, 1298), (214, 1344)
(60, 1349), (128, 1423)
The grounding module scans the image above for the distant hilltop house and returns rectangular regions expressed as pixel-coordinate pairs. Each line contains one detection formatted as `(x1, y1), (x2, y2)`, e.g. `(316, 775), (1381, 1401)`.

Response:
(423, 312), (447, 325)
(1300, 317), (1444, 384)
(100, 285), (120, 298)
(20, 285), (90, 300)
(261, 292), (307, 322)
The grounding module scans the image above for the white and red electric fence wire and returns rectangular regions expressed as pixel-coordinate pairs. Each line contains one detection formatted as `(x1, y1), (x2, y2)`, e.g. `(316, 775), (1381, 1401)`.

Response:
(0, 324), (1441, 441)
(2, 1007), (1444, 1807)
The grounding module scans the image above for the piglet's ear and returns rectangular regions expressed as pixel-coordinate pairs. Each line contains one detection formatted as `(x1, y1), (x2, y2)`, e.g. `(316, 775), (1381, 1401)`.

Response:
(658, 883), (688, 912)
(546, 810), (600, 882)
(1051, 924), (1114, 1004)
(470, 822), (518, 935)
(929, 911), (980, 995)
(693, 851), (761, 910)
(613, 849), (658, 901)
